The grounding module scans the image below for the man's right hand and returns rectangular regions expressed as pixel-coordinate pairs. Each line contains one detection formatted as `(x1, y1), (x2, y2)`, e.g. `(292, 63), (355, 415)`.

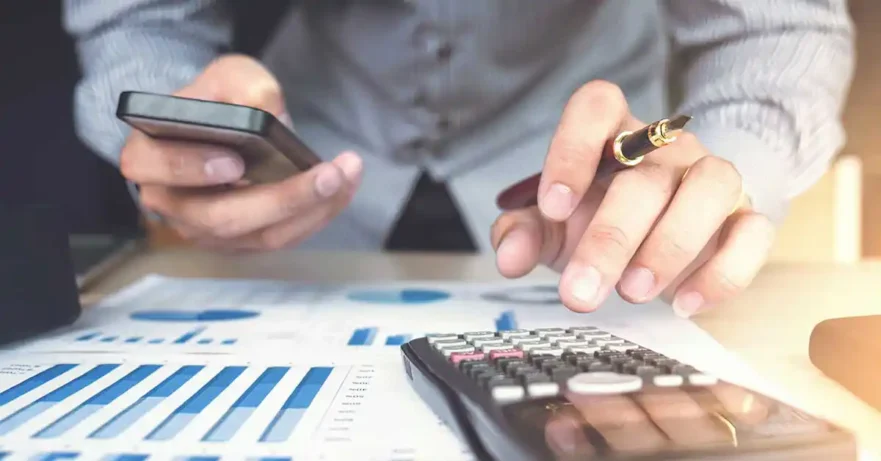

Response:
(120, 54), (362, 250)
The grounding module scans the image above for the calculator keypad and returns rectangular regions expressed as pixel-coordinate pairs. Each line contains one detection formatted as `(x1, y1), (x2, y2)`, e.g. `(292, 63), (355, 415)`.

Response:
(429, 327), (716, 403)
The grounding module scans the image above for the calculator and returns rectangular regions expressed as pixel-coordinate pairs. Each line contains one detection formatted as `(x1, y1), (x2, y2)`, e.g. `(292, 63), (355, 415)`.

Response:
(400, 326), (856, 460)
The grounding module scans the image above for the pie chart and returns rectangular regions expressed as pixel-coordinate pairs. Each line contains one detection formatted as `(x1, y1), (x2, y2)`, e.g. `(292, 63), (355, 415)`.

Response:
(346, 289), (450, 304)
(130, 309), (259, 322)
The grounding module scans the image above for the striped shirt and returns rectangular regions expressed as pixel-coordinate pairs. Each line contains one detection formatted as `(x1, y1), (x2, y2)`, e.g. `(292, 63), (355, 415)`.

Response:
(62, 0), (855, 251)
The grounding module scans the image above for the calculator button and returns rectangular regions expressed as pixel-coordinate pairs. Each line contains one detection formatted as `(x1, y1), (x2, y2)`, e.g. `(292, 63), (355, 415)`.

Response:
(426, 334), (460, 344)
(527, 382), (560, 398)
(619, 360), (644, 374)
(566, 372), (643, 395)
(462, 361), (492, 377)
(498, 359), (527, 374)
(567, 326), (599, 335)
(518, 342), (553, 352)
(477, 371), (506, 387)
(491, 384), (525, 403)
(486, 375), (517, 388)
(433, 339), (468, 350)
(566, 345), (601, 355)
(449, 351), (486, 365)
(480, 344), (513, 353)
(555, 340), (590, 349)
(472, 338), (506, 348)
(499, 329), (531, 339)
(635, 366), (661, 380)
(532, 328), (567, 337)
(510, 335), (542, 345)
(528, 347), (564, 358)
(545, 334), (578, 343)
(587, 362), (615, 372)
(604, 342), (639, 353)
(593, 338), (626, 346)
(578, 331), (612, 340)
(520, 372), (552, 385)
(512, 367), (541, 379)
(489, 349), (525, 361)
(442, 346), (475, 357)
(463, 331), (497, 341)
(538, 359), (565, 374)
(653, 375), (685, 387)
(687, 373), (718, 386)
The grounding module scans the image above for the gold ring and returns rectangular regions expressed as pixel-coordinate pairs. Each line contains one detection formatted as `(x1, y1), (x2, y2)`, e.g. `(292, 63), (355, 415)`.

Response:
(612, 131), (642, 166)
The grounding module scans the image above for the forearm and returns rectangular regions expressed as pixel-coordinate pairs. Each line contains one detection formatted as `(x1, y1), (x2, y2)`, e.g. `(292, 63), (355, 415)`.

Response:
(664, 0), (855, 223)
(63, 0), (233, 165)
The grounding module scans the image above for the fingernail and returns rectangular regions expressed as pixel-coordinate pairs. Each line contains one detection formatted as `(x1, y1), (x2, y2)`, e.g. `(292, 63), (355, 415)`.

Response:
(672, 291), (704, 318)
(313, 164), (344, 198)
(620, 267), (655, 301)
(566, 265), (602, 305)
(540, 183), (576, 221)
(496, 227), (530, 269)
(204, 155), (243, 181)
(335, 151), (363, 182)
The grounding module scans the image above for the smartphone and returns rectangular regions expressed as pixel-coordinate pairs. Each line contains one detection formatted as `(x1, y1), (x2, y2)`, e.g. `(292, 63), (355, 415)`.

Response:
(115, 91), (322, 184)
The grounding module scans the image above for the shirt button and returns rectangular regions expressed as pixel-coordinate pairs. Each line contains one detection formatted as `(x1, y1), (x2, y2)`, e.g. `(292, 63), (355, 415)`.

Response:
(436, 42), (454, 61)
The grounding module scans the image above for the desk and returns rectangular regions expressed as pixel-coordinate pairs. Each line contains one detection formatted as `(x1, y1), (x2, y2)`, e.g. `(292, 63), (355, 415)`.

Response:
(83, 248), (881, 456)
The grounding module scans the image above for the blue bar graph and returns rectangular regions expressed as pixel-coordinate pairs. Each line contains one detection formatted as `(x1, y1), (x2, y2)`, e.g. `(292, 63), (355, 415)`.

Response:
(146, 366), (245, 441)
(90, 365), (203, 439)
(203, 367), (288, 442)
(0, 364), (76, 406)
(347, 328), (377, 346)
(38, 453), (79, 460)
(124, 337), (142, 344)
(100, 337), (117, 343)
(104, 456), (148, 461)
(0, 364), (118, 436)
(385, 335), (410, 346)
(75, 333), (99, 341)
(148, 339), (163, 344)
(495, 310), (518, 331)
(260, 367), (333, 442)
(35, 365), (160, 438)
(221, 339), (236, 345)
(197, 339), (212, 345)
(173, 328), (206, 345)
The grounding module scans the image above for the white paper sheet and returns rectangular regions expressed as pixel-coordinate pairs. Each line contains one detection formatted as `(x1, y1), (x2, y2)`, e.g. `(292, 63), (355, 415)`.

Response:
(0, 275), (794, 460)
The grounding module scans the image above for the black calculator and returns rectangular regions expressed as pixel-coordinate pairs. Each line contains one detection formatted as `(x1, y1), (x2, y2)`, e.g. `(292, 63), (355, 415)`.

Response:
(400, 326), (856, 460)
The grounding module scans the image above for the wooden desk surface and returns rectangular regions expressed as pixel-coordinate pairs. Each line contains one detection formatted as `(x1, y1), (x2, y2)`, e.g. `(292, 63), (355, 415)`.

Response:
(85, 248), (881, 456)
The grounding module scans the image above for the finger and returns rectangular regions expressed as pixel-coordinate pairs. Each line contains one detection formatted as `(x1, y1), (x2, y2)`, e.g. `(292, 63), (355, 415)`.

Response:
(671, 210), (776, 318)
(490, 207), (565, 278)
(141, 152), (362, 240)
(704, 382), (771, 426)
(567, 392), (666, 455)
(621, 151), (743, 304)
(177, 54), (287, 117)
(538, 80), (638, 222)
(633, 388), (733, 446)
(119, 131), (245, 187)
(557, 159), (679, 312)
(544, 411), (597, 460)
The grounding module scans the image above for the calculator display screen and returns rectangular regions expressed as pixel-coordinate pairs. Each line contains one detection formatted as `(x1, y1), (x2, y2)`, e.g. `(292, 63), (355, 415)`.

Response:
(501, 382), (837, 459)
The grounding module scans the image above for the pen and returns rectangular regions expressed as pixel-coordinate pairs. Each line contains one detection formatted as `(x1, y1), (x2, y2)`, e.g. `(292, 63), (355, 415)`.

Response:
(495, 115), (692, 210)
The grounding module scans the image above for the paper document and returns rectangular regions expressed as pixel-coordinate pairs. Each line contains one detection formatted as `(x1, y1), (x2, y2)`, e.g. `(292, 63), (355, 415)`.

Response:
(0, 274), (778, 460)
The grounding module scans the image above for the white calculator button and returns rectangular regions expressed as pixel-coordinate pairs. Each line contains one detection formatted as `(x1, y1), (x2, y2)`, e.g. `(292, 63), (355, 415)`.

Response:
(578, 332), (612, 340)
(567, 326), (599, 334)
(592, 338), (625, 346)
(499, 330), (531, 339)
(472, 338), (505, 348)
(441, 346), (475, 357)
(532, 328), (566, 337)
(527, 382), (560, 398)
(687, 373), (719, 386)
(481, 344), (513, 353)
(528, 347), (564, 357)
(426, 334), (460, 344)
(510, 335), (542, 345)
(566, 372), (643, 395)
(603, 342), (639, 352)
(653, 375), (685, 387)
(463, 331), (496, 341)
(491, 385), (525, 402)
(545, 334), (577, 343)
(518, 342), (552, 352)
(567, 346), (601, 355)
(555, 340), (590, 349)
(433, 339), (467, 350)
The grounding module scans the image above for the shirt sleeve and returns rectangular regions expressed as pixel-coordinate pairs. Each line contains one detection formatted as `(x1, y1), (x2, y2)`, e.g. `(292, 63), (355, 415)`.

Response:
(63, 0), (233, 166)
(662, 0), (855, 223)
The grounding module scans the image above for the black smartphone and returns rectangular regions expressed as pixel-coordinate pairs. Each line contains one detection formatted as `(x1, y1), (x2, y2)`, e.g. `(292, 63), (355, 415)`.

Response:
(115, 91), (322, 183)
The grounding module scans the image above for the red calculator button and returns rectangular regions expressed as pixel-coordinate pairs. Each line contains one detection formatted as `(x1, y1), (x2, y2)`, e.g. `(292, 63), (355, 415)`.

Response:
(449, 351), (486, 365)
(489, 349), (524, 361)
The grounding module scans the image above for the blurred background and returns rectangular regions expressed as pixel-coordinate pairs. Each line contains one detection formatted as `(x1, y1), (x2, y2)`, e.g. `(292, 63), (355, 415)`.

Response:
(0, 1), (877, 262)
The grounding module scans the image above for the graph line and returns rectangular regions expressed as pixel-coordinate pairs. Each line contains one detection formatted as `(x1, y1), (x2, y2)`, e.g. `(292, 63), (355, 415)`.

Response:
(260, 367), (332, 442)
(0, 364), (76, 406)
(203, 367), (289, 442)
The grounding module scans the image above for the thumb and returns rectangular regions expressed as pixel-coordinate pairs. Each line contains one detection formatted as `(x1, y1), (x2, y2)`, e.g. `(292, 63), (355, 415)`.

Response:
(175, 54), (287, 118)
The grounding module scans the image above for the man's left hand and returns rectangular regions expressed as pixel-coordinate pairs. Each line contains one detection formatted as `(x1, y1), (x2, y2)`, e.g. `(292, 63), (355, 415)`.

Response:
(491, 81), (776, 317)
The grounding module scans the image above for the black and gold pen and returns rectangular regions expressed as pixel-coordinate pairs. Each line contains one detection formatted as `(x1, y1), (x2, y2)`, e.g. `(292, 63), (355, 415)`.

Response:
(496, 115), (692, 210)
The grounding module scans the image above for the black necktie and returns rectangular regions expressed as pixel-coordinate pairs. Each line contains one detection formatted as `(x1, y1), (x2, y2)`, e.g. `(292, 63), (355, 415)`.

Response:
(383, 172), (477, 252)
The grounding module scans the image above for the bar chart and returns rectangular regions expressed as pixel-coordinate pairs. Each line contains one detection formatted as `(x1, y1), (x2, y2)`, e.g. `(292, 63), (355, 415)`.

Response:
(74, 329), (237, 347)
(346, 328), (411, 346)
(0, 362), (340, 446)
(345, 289), (450, 304)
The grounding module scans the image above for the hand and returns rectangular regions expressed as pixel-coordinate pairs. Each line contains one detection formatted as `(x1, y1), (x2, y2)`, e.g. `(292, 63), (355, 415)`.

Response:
(491, 81), (776, 317)
(120, 54), (362, 250)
